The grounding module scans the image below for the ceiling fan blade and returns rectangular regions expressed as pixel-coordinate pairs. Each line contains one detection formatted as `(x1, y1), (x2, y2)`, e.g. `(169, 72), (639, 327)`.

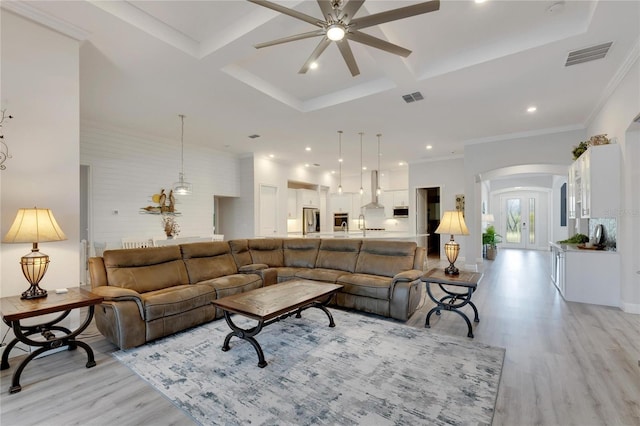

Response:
(316, 0), (337, 21)
(255, 29), (325, 49)
(350, 0), (440, 30)
(299, 37), (332, 74)
(340, 0), (365, 24)
(347, 31), (411, 57)
(248, 0), (324, 27)
(336, 39), (360, 76)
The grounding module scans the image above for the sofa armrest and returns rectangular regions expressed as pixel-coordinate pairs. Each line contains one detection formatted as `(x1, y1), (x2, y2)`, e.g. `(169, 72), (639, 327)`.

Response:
(238, 263), (269, 273)
(392, 269), (423, 283)
(91, 286), (145, 319)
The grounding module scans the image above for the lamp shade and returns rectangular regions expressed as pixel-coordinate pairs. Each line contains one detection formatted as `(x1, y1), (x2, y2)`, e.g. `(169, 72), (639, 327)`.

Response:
(3, 208), (67, 243)
(482, 213), (495, 223)
(435, 211), (470, 236)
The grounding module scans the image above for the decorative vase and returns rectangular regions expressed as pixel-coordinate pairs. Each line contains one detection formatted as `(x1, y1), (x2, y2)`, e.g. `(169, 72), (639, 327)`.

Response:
(486, 247), (497, 260)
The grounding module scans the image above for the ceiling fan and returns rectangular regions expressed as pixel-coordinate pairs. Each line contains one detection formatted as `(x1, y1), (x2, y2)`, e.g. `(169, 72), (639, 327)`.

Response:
(248, 0), (440, 76)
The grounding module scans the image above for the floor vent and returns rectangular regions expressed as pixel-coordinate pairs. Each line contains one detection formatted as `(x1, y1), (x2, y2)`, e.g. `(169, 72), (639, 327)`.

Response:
(565, 42), (613, 67)
(402, 92), (424, 103)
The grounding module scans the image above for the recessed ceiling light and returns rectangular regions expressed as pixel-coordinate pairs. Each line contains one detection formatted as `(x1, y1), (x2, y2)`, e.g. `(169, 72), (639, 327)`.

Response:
(305, 147), (311, 151)
(331, 170), (336, 174)
(426, 145), (433, 150)
(362, 166), (367, 171)
(527, 106), (537, 113)
(475, 0), (487, 3)
(305, 163), (310, 167)
(399, 162), (405, 166)
(309, 62), (318, 70)
(269, 154), (274, 158)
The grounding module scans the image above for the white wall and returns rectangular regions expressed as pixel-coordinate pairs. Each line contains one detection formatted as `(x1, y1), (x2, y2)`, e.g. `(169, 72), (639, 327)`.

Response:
(80, 121), (240, 247)
(586, 54), (640, 313)
(1, 11), (80, 297)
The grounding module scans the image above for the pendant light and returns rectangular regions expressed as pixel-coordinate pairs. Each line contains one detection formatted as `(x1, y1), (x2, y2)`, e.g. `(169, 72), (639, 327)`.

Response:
(173, 114), (192, 195)
(359, 132), (364, 195)
(337, 130), (343, 194)
(376, 133), (382, 195)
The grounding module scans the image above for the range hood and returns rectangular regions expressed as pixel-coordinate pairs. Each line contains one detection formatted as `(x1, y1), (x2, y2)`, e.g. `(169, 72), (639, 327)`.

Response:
(362, 170), (384, 210)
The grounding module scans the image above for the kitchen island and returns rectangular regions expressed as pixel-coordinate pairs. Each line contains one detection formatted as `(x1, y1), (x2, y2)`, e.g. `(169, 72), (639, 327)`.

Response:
(287, 231), (429, 245)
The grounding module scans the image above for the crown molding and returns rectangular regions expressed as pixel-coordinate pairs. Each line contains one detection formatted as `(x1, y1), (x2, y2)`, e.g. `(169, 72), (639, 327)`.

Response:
(1, 0), (90, 41)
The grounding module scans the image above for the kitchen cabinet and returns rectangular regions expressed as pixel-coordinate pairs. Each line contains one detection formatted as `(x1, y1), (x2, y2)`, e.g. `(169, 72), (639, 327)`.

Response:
(380, 191), (394, 217)
(568, 144), (619, 219)
(329, 192), (352, 213)
(392, 190), (409, 207)
(297, 189), (320, 208)
(287, 189), (298, 218)
(549, 243), (619, 307)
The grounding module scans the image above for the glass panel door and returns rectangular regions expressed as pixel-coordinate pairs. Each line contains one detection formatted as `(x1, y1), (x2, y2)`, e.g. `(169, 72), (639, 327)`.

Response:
(501, 194), (539, 249)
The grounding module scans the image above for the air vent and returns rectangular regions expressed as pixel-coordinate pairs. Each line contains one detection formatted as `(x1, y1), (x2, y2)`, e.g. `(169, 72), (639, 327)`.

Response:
(565, 42), (613, 67)
(402, 91), (424, 103)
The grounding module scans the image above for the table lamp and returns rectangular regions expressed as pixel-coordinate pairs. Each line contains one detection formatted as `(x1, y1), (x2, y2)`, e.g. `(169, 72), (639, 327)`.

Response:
(2, 208), (67, 299)
(435, 210), (469, 275)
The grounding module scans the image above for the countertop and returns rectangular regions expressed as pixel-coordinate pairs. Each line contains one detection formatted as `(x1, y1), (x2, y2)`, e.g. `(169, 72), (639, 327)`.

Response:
(287, 231), (429, 240)
(549, 241), (617, 253)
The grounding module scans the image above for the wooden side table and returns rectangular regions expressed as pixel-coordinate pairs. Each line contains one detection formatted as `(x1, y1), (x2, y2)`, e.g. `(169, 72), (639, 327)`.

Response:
(0, 288), (103, 393)
(421, 268), (483, 338)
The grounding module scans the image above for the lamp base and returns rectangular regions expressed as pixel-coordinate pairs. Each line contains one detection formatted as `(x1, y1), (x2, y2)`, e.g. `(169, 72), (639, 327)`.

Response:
(21, 284), (48, 300)
(444, 264), (460, 275)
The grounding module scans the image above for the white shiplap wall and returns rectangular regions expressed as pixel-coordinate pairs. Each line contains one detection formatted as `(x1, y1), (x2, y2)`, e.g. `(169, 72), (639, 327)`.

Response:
(80, 121), (240, 248)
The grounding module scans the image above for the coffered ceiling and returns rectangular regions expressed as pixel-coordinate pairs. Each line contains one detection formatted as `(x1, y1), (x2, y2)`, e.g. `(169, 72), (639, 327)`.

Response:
(3, 0), (639, 177)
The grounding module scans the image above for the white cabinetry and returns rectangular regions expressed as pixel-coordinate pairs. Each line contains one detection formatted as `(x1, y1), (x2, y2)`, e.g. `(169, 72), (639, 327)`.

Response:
(297, 189), (320, 208)
(564, 250), (620, 306)
(329, 193), (352, 213)
(380, 192), (394, 217)
(569, 144), (619, 219)
(287, 188), (298, 219)
(392, 190), (409, 207)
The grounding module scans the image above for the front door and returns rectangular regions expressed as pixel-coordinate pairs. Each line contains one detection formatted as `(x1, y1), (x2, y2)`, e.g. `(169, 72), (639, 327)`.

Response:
(500, 193), (540, 249)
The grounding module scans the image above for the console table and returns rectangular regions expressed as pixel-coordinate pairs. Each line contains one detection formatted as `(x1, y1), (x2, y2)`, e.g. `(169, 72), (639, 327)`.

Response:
(0, 288), (103, 393)
(421, 268), (482, 338)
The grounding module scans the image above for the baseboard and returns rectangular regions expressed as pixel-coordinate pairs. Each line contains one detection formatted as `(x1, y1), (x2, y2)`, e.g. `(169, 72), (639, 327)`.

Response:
(620, 302), (640, 315)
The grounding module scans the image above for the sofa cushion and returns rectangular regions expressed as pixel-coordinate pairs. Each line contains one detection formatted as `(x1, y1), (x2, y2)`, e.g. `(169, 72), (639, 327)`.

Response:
(141, 284), (216, 321)
(355, 240), (417, 278)
(337, 273), (393, 300)
(249, 239), (284, 266)
(199, 273), (263, 299)
(229, 239), (252, 267)
(283, 238), (320, 268)
(103, 246), (189, 293)
(295, 268), (351, 283)
(315, 239), (362, 272)
(180, 241), (239, 284)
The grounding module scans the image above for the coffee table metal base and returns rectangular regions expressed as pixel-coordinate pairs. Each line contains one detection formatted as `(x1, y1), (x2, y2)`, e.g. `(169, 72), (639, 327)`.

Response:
(221, 299), (335, 368)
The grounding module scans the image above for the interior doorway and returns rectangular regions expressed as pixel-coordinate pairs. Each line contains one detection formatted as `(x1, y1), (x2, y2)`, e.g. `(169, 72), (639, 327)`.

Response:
(416, 187), (441, 257)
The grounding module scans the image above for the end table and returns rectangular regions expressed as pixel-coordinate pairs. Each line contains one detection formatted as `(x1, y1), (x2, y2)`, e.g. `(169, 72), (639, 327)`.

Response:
(421, 268), (482, 338)
(1, 288), (103, 393)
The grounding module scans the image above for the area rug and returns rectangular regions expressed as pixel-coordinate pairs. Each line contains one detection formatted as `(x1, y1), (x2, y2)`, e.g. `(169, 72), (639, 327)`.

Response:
(113, 309), (505, 426)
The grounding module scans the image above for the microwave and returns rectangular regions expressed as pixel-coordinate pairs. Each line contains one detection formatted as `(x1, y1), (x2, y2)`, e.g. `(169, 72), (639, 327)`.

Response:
(393, 207), (409, 218)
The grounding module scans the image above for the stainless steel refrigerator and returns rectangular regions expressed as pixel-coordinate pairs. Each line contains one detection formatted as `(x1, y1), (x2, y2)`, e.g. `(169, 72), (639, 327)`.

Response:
(302, 207), (320, 235)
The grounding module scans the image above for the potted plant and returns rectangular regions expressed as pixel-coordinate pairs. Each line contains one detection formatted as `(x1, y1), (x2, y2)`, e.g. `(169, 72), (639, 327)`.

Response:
(483, 225), (502, 260)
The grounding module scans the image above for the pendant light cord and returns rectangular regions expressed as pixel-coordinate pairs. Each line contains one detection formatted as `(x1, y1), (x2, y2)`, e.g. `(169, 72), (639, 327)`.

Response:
(179, 114), (185, 177)
(359, 132), (364, 194)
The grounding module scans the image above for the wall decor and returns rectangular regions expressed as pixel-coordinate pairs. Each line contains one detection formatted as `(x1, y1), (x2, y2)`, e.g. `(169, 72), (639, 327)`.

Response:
(0, 109), (14, 170)
(455, 194), (465, 215)
(141, 189), (180, 215)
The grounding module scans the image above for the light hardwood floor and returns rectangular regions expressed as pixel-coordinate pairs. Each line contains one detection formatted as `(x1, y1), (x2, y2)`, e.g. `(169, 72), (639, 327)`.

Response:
(1, 249), (639, 425)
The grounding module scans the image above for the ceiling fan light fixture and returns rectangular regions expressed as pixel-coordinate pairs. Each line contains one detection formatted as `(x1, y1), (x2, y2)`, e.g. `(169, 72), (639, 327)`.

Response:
(326, 24), (346, 41)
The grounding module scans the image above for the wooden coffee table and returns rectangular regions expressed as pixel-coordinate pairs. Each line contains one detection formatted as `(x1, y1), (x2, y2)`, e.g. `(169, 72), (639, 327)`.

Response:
(211, 280), (343, 368)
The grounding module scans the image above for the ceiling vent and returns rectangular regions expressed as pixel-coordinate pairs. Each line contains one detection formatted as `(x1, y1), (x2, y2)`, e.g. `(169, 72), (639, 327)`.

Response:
(402, 92), (424, 103)
(565, 42), (613, 67)
(248, 134), (260, 139)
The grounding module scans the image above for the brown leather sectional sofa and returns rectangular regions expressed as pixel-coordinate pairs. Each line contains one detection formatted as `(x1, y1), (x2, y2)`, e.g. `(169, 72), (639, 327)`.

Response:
(88, 238), (426, 349)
